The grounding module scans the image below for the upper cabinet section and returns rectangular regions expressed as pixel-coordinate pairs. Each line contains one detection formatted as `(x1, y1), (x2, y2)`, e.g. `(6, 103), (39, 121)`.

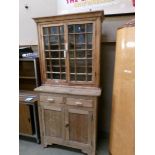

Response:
(34, 11), (104, 87)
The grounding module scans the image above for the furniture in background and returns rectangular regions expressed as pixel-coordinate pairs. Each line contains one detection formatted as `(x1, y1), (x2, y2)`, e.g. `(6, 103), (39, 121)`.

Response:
(33, 11), (104, 155)
(19, 91), (40, 143)
(19, 57), (40, 91)
(109, 19), (135, 155)
(19, 57), (41, 143)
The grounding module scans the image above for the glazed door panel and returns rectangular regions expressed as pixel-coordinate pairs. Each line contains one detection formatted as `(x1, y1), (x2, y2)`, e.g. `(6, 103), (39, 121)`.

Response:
(67, 22), (95, 84)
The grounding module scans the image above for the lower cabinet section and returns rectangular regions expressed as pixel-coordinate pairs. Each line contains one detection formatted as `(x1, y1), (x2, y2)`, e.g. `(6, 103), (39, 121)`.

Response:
(38, 93), (98, 155)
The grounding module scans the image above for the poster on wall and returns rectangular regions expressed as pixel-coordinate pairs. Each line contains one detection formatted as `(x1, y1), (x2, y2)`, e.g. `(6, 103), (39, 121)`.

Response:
(57, 0), (135, 15)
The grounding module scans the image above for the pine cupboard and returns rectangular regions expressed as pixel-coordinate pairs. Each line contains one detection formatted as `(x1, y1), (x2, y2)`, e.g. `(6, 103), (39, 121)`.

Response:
(34, 11), (104, 155)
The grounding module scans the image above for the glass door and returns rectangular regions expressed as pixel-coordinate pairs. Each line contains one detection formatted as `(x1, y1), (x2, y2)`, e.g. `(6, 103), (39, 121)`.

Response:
(68, 22), (94, 84)
(42, 25), (66, 83)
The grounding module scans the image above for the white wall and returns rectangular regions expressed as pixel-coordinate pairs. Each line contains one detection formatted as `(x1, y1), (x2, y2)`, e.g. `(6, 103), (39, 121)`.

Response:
(19, 0), (57, 45)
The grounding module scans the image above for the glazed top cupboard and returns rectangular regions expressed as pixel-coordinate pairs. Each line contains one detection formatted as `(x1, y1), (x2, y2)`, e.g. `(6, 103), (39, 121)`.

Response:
(33, 11), (104, 87)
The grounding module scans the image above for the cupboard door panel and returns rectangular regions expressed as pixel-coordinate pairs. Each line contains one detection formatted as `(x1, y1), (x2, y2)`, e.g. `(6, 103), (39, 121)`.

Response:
(19, 103), (33, 135)
(42, 105), (64, 139)
(66, 108), (92, 145)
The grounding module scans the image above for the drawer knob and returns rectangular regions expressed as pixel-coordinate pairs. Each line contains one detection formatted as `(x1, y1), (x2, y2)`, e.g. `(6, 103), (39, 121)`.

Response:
(75, 101), (82, 105)
(47, 98), (55, 103)
(65, 123), (69, 128)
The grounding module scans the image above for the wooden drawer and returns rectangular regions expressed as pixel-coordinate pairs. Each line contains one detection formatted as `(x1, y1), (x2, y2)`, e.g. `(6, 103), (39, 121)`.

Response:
(40, 93), (64, 104)
(66, 98), (93, 108)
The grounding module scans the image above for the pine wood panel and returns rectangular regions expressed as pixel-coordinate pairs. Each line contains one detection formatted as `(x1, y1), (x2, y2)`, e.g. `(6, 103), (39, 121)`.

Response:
(67, 109), (91, 144)
(66, 97), (93, 108)
(35, 85), (101, 96)
(33, 11), (104, 24)
(109, 22), (135, 155)
(40, 104), (65, 146)
(44, 109), (63, 138)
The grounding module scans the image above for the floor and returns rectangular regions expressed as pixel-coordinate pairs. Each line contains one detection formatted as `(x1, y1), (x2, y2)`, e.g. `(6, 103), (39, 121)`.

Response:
(19, 138), (109, 155)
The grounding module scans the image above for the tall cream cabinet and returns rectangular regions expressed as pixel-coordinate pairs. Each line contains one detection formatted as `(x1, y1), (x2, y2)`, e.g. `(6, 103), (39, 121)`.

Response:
(109, 20), (135, 155)
(33, 11), (104, 155)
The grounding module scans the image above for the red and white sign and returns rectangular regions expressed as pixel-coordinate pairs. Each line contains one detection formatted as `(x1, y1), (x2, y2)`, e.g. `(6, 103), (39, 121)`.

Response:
(57, 0), (135, 15)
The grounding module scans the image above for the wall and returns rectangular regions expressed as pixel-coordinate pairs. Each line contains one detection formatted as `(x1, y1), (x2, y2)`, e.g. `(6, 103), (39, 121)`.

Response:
(19, 0), (57, 45)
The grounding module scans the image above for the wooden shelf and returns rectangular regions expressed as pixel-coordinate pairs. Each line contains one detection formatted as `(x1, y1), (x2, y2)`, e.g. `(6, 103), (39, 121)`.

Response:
(19, 76), (36, 79)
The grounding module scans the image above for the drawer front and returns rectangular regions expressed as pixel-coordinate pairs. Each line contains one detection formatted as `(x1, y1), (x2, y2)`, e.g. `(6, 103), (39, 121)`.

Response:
(40, 93), (64, 104)
(66, 98), (93, 108)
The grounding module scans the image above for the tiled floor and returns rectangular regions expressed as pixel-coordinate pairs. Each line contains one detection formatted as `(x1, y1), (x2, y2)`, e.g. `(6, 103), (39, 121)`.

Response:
(19, 138), (109, 155)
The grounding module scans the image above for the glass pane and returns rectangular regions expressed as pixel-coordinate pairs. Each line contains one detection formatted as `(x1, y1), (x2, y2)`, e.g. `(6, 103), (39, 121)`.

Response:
(46, 66), (50, 72)
(52, 67), (60, 72)
(43, 27), (49, 35)
(87, 44), (92, 49)
(60, 35), (64, 43)
(52, 60), (59, 65)
(68, 25), (74, 33)
(69, 60), (74, 67)
(60, 45), (64, 50)
(87, 59), (92, 66)
(60, 51), (64, 58)
(87, 75), (92, 81)
(46, 60), (50, 66)
(76, 50), (85, 58)
(70, 67), (75, 73)
(45, 51), (49, 58)
(86, 23), (93, 32)
(75, 44), (85, 49)
(87, 50), (92, 58)
(61, 74), (66, 80)
(50, 26), (58, 34)
(61, 59), (65, 65)
(47, 73), (51, 79)
(87, 67), (92, 73)
(69, 35), (74, 49)
(75, 24), (85, 33)
(53, 73), (60, 79)
(60, 26), (64, 34)
(87, 34), (92, 43)
(69, 51), (74, 58)
(44, 36), (49, 50)
(77, 67), (85, 73)
(70, 74), (75, 81)
(75, 34), (85, 44)
(61, 67), (65, 72)
(51, 51), (59, 58)
(50, 36), (59, 44)
(76, 59), (85, 66)
(77, 75), (86, 81)
(69, 43), (74, 49)
(50, 45), (59, 50)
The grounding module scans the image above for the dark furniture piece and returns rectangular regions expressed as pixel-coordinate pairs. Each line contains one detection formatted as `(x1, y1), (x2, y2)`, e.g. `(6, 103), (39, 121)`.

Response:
(19, 57), (40, 91)
(19, 57), (41, 143)
(19, 91), (40, 143)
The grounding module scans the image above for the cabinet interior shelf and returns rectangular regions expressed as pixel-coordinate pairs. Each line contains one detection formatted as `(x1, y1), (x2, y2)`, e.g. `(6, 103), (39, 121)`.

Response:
(19, 76), (36, 79)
